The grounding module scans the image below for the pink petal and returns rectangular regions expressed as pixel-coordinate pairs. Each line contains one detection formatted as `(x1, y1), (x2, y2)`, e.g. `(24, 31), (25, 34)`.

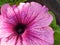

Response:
(0, 28), (14, 38)
(16, 36), (22, 45)
(1, 8), (18, 26)
(0, 2), (54, 45)
(24, 2), (42, 24)
(17, 2), (42, 24)
(17, 2), (30, 23)
(23, 26), (54, 45)
(0, 7), (1, 15)
(1, 4), (15, 17)
(12, 5), (17, 9)
(23, 36), (50, 45)
(27, 2), (53, 28)
(6, 5), (18, 24)
(1, 4), (18, 24)
(1, 4), (10, 16)
(1, 36), (23, 45)
(1, 36), (17, 45)
(17, 3), (25, 23)
(6, 6), (15, 18)
(17, 2), (53, 27)
(0, 16), (14, 38)
(30, 12), (53, 28)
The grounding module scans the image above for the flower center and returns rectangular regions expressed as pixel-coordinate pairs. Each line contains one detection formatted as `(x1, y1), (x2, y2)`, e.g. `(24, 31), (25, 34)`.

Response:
(14, 23), (27, 35)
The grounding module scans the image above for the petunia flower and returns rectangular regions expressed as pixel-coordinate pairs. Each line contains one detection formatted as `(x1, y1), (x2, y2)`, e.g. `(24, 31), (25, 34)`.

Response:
(0, 2), (54, 45)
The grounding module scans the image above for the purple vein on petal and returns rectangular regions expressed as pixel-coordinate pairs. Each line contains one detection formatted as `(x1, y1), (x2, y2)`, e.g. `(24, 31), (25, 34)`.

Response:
(15, 35), (19, 45)
(16, 8), (22, 23)
(29, 14), (51, 27)
(19, 35), (23, 45)
(4, 22), (15, 26)
(27, 36), (38, 45)
(4, 19), (15, 26)
(28, 33), (52, 45)
(27, 8), (41, 25)
(25, 36), (34, 45)
(5, 33), (15, 42)
(20, 3), (31, 23)
(12, 8), (20, 23)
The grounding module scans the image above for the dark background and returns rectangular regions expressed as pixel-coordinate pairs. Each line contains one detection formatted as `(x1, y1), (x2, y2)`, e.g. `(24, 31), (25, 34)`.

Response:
(26, 0), (60, 26)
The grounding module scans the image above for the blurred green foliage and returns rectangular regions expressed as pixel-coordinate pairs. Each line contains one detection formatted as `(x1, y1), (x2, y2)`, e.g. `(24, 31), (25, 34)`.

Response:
(49, 11), (60, 45)
(0, 0), (27, 6)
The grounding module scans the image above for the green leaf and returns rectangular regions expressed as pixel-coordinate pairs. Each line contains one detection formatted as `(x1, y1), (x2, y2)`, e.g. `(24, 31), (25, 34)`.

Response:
(49, 11), (56, 30)
(0, 0), (27, 6)
(54, 40), (60, 45)
(49, 11), (60, 45)
(54, 25), (60, 45)
(15, 0), (27, 5)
